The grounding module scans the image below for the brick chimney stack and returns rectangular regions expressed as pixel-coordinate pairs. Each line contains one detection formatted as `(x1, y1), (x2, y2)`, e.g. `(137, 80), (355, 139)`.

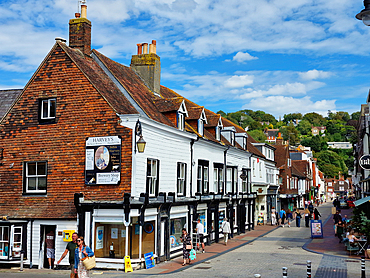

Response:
(276, 132), (283, 145)
(69, 1), (91, 55)
(131, 40), (161, 95)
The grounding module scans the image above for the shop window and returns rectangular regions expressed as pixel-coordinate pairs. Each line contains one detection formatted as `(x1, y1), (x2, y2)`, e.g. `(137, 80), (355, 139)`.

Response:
(197, 210), (207, 234)
(94, 223), (127, 259)
(218, 210), (226, 232)
(147, 159), (159, 197)
(23, 161), (47, 194)
(177, 163), (187, 196)
(0, 226), (9, 259)
(39, 98), (56, 123)
(170, 217), (186, 250)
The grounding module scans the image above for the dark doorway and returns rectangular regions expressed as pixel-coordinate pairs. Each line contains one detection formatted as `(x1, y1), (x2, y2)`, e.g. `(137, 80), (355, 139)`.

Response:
(40, 225), (56, 269)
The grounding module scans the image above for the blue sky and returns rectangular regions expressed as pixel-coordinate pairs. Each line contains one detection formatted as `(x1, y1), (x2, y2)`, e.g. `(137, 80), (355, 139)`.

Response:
(0, 0), (370, 119)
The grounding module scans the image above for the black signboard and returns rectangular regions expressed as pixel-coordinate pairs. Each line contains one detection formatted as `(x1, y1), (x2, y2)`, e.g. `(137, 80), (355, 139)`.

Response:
(359, 154), (370, 170)
(85, 136), (121, 185)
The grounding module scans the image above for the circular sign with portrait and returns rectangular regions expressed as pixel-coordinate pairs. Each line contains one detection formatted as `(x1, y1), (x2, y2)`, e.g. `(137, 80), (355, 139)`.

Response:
(359, 154), (370, 170)
(95, 146), (110, 170)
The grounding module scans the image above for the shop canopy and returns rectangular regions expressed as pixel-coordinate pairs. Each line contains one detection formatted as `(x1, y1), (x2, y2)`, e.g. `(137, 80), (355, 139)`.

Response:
(354, 196), (370, 207)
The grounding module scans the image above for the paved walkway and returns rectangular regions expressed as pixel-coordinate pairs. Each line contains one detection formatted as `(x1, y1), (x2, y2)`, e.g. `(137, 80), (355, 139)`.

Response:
(0, 202), (367, 277)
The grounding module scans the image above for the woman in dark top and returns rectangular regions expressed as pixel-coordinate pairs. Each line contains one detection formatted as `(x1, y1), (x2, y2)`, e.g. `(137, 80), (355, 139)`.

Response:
(181, 228), (192, 266)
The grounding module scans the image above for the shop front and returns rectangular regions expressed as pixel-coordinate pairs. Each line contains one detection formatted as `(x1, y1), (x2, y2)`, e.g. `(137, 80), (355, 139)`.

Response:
(0, 221), (27, 262)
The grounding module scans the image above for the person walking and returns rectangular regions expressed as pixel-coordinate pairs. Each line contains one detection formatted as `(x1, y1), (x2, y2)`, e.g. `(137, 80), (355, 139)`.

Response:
(308, 201), (314, 214)
(271, 207), (277, 226)
(46, 230), (55, 269)
(74, 237), (94, 278)
(279, 208), (286, 228)
(313, 208), (321, 220)
(181, 228), (192, 266)
(221, 218), (231, 245)
(286, 209), (293, 228)
(57, 232), (79, 278)
(196, 219), (206, 253)
(304, 208), (310, 228)
(295, 209), (302, 228)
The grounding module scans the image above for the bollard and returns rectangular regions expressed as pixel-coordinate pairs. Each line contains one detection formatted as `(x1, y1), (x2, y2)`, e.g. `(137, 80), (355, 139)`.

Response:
(361, 256), (366, 278)
(20, 250), (24, 271)
(307, 260), (311, 278)
(254, 275), (261, 278)
(282, 267), (288, 277)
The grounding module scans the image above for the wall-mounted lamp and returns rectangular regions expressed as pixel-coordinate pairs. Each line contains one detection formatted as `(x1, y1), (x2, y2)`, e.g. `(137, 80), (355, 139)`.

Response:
(134, 120), (146, 153)
(356, 0), (370, 26)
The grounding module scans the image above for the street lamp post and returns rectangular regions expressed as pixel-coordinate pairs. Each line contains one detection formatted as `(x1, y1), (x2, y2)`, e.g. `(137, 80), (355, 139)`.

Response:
(356, 0), (370, 26)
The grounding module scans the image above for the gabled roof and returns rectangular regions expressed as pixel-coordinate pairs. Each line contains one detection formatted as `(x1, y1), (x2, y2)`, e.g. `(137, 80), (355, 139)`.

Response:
(292, 161), (306, 178)
(187, 106), (207, 122)
(292, 160), (310, 176)
(0, 89), (22, 120)
(91, 49), (175, 127)
(274, 144), (289, 168)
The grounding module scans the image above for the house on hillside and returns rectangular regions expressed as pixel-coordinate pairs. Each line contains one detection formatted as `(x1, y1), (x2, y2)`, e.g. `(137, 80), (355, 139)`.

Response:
(264, 128), (279, 143)
(312, 126), (326, 136)
(0, 4), (258, 269)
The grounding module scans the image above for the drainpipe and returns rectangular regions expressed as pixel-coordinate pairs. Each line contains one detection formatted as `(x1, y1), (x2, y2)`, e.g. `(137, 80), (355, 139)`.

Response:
(30, 219), (33, 268)
(190, 138), (199, 197)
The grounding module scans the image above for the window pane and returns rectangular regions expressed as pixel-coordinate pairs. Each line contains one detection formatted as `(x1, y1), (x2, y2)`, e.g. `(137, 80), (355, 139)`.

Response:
(14, 234), (21, 243)
(204, 167), (208, 181)
(152, 161), (157, 178)
(214, 169), (218, 181)
(197, 166), (202, 179)
(37, 162), (46, 175)
(3, 227), (9, 241)
(49, 99), (56, 117)
(28, 178), (37, 190)
(151, 178), (156, 194)
(0, 228), (2, 240)
(27, 163), (36, 176)
(38, 177), (47, 190)
(42, 100), (48, 118)
(147, 160), (152, 176)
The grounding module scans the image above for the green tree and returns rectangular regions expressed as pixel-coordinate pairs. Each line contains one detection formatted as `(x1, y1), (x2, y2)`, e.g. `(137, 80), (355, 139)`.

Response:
(351, 111), (361, 121)
(217, 110), (227, 117)
(315, 150), (348, 178)
(283, 113), (303, 124)
(301, 136), (327, 153)
(302, 112), (327, 126)
(249, 121), (263, 131)
(279, 124), (299, 145)
(248, 130), (267, 142)
(297, 119), (312, 135)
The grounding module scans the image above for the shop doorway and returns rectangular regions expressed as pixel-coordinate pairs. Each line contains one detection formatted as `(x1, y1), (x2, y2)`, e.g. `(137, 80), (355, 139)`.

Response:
(39, 225), (56, 269)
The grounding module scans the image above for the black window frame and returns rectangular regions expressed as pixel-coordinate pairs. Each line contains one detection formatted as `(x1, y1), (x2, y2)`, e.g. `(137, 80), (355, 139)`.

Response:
(146, 158), (160, 197)
(177, 162), (187, 196)
(241, 168), (251, 194)
(38, 98), (57, 124)
(197, 160), (209, 194)
(23, 161), (48, 195)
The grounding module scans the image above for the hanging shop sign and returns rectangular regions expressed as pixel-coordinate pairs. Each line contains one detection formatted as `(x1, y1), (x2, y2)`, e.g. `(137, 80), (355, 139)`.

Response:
(359, 154), (370, 170)
(85, 136), (121, 185)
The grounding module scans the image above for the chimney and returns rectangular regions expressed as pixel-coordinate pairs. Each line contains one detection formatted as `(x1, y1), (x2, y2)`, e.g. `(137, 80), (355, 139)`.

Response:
(69, 2), (91, 55)
(276, 132), (283, 145)
(130, 40), (161, 95)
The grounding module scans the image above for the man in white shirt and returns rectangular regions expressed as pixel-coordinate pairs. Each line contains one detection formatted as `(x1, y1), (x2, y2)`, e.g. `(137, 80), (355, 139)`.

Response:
(196, 219), (205, 253)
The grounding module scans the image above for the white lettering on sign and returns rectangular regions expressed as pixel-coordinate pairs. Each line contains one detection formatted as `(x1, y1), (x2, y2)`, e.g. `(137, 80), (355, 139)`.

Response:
(359, 155), (370, 170)
(97, 173), (120, 184)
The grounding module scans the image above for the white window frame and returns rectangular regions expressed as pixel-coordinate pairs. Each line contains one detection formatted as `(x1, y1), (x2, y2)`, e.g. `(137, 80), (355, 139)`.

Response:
(226, 168), (232, 194)
(11, 226), (22, 258)
(198, 119), (204, 136)
(177, 162), (186, 196)
(41, 98), (56, 120)
(25, 161), (47, 193)
(0, 226), (9, 259)
(147, 159), (159, 197)
(178, 112), (185, 131)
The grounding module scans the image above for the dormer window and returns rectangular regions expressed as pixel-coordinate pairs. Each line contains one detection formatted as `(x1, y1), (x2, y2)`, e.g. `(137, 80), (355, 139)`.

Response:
(221, 126), (236, 146)
(177, 112), (185, 131)
(198, 119), (204, 136)
(215, 117), (223, 141)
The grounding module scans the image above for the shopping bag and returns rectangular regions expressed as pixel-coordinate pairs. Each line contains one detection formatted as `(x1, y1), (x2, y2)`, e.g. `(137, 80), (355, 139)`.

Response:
(331, 207), (336, 214)
(82, 255), (96, 270)
(189, 249), (197, 261)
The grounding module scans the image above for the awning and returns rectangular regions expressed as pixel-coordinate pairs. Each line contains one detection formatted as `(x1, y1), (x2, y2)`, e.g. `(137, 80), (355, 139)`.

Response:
(354, 196), (370, 207)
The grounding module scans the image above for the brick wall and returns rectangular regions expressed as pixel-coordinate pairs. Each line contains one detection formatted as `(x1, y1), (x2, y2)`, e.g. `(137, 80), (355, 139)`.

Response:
(0, 45), (132, 219)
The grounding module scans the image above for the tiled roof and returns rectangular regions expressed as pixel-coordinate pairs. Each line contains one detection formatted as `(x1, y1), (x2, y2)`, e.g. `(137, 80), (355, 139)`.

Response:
(91, 49), (175, 127)
(292, 161), (306, 178)
(153, 97), (183, 113)
(60, 43), (138, 115)
(293, 160), (309, 176)
(187, 106), (203, 120)
(274, 144), (288, 168)
(0, 89), (22, 120)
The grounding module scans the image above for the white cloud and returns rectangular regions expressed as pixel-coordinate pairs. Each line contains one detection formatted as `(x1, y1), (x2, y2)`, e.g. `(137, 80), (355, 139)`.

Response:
(232, 52), (258, 63)
(224, 75), (254, 88)
(299, 69), (332, 80)
(245, 96), (336, 116)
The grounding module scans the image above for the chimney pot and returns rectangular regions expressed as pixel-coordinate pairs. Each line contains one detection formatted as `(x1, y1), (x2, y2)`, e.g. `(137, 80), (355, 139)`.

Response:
(75, 12), (81, 18)
(137, 44), (142, 55)
(81, 4), (87, 18)
(143, 43), (148, 54)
